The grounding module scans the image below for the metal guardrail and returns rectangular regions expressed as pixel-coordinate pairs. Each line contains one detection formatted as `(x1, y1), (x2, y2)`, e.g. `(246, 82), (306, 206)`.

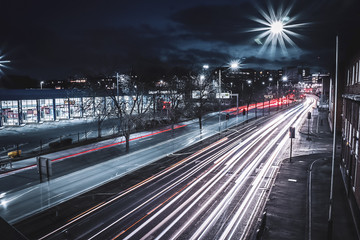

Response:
(256, 210), (267, 240)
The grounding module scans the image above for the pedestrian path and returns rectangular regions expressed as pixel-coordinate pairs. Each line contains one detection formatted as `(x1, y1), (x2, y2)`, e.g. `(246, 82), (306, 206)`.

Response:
(261, 108), (358, 240)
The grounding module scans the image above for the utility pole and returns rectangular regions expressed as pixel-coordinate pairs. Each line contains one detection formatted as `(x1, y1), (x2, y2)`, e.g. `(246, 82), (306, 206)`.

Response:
(289, 127), (295, 162)
(218, 69), (222, 133)
(328, 35), (339, 240)
(116, 73), (119, 103)
(307, 112), (312, 141)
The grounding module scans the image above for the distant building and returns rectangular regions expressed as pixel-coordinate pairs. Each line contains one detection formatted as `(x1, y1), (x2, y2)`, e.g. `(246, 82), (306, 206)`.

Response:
(283, 66), (311, 83)
(215, 67), (255, 94)
(0, 89), (149, 127)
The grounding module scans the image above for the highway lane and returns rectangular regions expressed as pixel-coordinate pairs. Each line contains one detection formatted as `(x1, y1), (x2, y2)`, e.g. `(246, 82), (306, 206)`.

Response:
(0, 106), (266, 223)
(37, 119), (262, 239)
(35, 98), (314, 240)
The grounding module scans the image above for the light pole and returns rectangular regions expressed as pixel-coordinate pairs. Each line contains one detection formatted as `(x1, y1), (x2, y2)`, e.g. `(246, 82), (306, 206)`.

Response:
(328, 35), (339, 240)
(231, 93), (239, 122)
(206, 61), (240, 133)
(40, 81), (44, 89)
(116, 73), (120, 103)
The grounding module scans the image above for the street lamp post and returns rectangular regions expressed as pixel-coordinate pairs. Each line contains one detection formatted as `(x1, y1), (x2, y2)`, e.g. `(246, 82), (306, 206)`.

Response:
(328, 35), (339, 240)
(40, 81), (44, 89)
(276, 79), (279, 110)
(116, 73), (120, 103)
(210, 61), (240, 133)
(231, 93), (239, 123)
(218, 69), (222, 133)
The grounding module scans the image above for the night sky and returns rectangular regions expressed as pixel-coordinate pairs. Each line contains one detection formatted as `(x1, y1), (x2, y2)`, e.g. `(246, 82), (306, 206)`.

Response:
(1, 0), (360, 80)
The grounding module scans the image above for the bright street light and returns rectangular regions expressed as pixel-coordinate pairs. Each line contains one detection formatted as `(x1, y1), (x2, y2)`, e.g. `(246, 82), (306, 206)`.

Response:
(203, 64), (209, 70)
(249, 2), (308, 55)
(229, 60), (240, 70)
(270, 21), (283, 34)
(282, 76), (288, 81)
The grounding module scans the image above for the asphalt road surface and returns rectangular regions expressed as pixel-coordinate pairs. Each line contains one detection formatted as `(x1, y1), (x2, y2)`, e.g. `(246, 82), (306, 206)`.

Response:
(15, 98), (315, 240)
(0, 105), (265, 223)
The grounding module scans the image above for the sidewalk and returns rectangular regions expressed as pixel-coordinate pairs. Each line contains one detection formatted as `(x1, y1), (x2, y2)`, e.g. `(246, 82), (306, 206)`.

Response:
(261, 108), (359, 240)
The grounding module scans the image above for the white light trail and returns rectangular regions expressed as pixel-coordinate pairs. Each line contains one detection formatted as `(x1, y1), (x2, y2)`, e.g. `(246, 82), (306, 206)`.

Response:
(40, 137), (229, 240)
(137, 106), (302, 240)
(191, 107), (305, 240)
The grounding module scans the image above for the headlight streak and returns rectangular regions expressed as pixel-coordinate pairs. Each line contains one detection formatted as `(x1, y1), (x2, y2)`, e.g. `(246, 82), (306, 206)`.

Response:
(171, 128), (276, 240)
(89, 125), (260, 240)
(42, 120), (260, 239)
(39, 137), (228, 240)
(41, 101), (307, 240)
(0, 188), (37, 209)
(220, 101), (315, 240)
(120, 126), (270, 239)
(167, 105), (305, 240)
(191, 109), (305, 240)
(239, 99), (315, 239)
(89, 139), (236, 240)
(147, 130), (274, 240)
(124, 105), (303, 240)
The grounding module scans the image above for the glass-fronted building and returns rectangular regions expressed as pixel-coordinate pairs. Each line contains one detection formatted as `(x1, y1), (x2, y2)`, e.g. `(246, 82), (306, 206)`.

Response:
(0, 89), (109, 127)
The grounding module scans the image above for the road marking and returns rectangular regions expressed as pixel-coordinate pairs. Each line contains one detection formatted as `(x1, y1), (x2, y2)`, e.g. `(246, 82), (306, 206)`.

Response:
(40, 136), (228, 240)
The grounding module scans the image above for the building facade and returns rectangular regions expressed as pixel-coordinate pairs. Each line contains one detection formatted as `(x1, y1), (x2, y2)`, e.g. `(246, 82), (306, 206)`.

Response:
(341, 53), (360, 220)
(0, 89), (151, 127)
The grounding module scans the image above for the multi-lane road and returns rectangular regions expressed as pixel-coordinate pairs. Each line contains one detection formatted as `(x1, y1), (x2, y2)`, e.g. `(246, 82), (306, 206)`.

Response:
(18, 97), (315, 240)
(2, 102), (271, 225)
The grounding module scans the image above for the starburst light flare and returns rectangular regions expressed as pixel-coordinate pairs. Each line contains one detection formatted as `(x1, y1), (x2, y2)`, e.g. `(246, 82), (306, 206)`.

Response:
(0, 54), (10, 75)
(249, 2), (308, 56)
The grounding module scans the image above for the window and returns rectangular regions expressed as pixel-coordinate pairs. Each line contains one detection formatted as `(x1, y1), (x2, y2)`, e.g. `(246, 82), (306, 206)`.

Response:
(1, 100), (19, 125)
(352, 65), (355, 85)
(357, 62), (359, 84)
(22, 99), (37, 123)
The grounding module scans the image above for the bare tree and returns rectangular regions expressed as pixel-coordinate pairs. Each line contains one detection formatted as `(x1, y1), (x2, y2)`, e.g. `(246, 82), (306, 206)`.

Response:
(164, 75), (186, 130)
(78, 76), (110, 139)
(109, 81), (153, 152)
(187, 73), (216, 130)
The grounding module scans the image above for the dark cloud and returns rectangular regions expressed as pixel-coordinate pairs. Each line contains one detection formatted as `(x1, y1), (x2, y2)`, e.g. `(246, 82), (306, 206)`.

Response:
(170, 3), (254, 44)
(1, 0), (360, 80)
